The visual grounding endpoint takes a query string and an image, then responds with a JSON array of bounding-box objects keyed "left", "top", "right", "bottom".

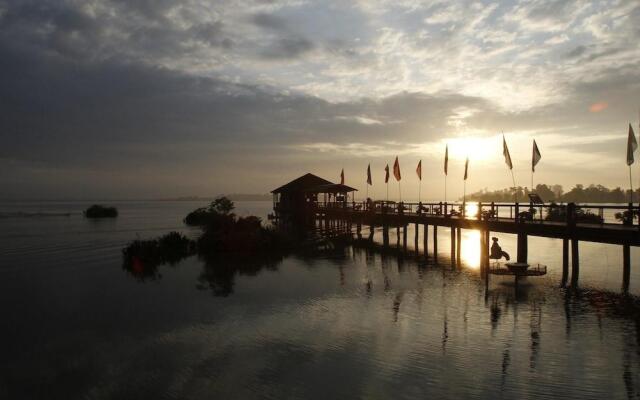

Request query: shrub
[
  {"left": 184, "top": 196, "right": 236, "bottom": 226},
  {"left": 84, "top": 204, "right": 118, "bottom": 218}
]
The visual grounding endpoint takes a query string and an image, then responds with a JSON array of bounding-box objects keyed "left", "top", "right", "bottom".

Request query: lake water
[{"left": 1, "top": 200, "right": 639, "bottom": 399}]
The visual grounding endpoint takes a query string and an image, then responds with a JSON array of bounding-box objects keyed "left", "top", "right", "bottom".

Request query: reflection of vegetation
[
  {"left": 84, "top": 204, "right": 118, "bottom": 218},
  {"left": 122, "top": 232, "right": 196, "bottom": 281},
  {"left": 544, "top": 203, "right": 603, "bottom": 224},
  {"left": 123, "top": 197, "right": 294, "bottom": 292},
  {"left": 196, "top": 252, "right": 282, "bottom": 297},
  {"left": 466, "top": 183, "right": 639, "bottom": 203}
]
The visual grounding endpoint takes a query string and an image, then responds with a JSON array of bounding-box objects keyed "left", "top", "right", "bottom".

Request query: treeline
[{"left": 465, "top": 184, "right": 640, "bottom": 203}]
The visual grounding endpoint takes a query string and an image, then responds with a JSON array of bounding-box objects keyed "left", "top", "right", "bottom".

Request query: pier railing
[{"left": 316, "top": 200, "right": 640, "bottom": 227}]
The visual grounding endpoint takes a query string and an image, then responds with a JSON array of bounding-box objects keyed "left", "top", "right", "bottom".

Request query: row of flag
[{"left": 341, "top": 140, "right": 544, "bottom": 185}]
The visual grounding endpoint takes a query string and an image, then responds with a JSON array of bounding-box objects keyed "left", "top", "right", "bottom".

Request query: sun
[{"left": 446, "top": 136, "right": 497, "bottom": 162}]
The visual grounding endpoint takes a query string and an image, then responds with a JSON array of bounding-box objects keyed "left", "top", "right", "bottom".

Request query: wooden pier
[
  {"left": 271, "top": 173, "right": 640, "bottom": 293},
  {"left": 312, "top": 200, "right": 640, "bottom": 292}
]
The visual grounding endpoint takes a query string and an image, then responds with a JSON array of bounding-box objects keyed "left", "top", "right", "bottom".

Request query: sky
[{"left": 0, "top": 0, "right": 639, "bottom": 200}]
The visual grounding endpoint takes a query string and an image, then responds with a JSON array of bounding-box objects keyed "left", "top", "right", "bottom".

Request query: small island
[{"left": 84, "top": 204, "right": 118, "bottom": 218}]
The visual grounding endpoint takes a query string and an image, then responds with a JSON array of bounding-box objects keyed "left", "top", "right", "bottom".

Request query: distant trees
[{"left": 465, "top": 184, "right": 639, "bottom": 203}]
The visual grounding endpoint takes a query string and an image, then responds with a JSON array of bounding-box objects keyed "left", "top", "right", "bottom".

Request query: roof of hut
[
  {"left": 271, "top": 173, "right": 333, "bottom": 194},
  {"left": 271, "top": 173, "right": 357, "bottom": 194}
]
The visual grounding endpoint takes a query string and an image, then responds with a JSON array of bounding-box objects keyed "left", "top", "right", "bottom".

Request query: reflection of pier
[{"left": 271, "top": 174, "right": 640, "bottom": 293}]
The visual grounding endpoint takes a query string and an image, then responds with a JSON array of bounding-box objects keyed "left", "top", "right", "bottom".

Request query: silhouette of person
[{"left": 490, "top": 237, "right": 510, "bottom": 261}]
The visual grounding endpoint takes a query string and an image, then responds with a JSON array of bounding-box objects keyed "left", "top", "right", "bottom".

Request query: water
[{"left": 0, "top": 201, "right": 639, "bottom": 399}]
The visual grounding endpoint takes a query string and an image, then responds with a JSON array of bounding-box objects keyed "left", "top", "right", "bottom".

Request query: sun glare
[{"left": 446, "top": 136, "right": 496, "bottom": 161}]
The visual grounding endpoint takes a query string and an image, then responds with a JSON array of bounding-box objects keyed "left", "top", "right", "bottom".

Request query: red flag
[
  {"left": 384, "top": 164, "right": 390, "bottom": 183},
  {"left": 366, "top": 164, "right": 372, "bottom": 185},
  {"left": 416, "top": 160, "right": 422, "bottom": 180},
  {"left": 340, "top": 169, "right": 344, "bottom": 185},
  {"left": 503, "top": 135, "right": 513, "bottom": 170},
  {"left": 393, "top": 156, "right": 401, "bottom": 181}
]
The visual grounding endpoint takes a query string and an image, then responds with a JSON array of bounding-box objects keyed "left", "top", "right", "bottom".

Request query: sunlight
[
  {"left": 464, "top": 202, "right": 479, "bottom": 218},
  {"left": 446, "top": 136, "right": 497, "bottom": 161},
  {"left": 460, "top": 230, "right": 481, "bottom": 269}
]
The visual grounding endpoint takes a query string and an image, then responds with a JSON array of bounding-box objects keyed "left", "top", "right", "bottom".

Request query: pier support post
[
  {"left": 480, "top": 230, "right": 485, "bottom": 271},
  {"left": 383, "top": 224, "right": 389, "bottom": 247},
  {"left": 561, "top": 238, "right": 569, "bottom": 287},
  {"left": 450, "top": 227, "right": 456, "bottom": 268},
  {"left": 423, "top": 224, "right": 428, "bottom": 259},
  {"left": 414, "top": 223, "right": 419, "bottom": 253},
  {"left": 433, "top": 226, "right": 438, "bottom": 263},
  {"left": 570, "top": 239, "right": 579, "bottom": 287},
  {"left": 403, "top": 224, "right": 408, "bottom": 252},
  {"left": 623, "top": 244, "right": 631, "bottom": 293},
  {"left": 517, "top": 233, "right": 528, "bottom": 263},
  {"left": 456, "top": 227, "right": 462, "bottom": 268}
]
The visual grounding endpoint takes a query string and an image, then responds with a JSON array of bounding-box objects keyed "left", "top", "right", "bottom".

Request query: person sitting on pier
[{"left": 490, "top": 237, "right": 510, "bottom": 261}]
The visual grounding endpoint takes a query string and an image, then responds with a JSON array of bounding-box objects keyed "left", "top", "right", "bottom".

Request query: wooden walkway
[{"left": 310, "top": 200, "right": 640, "bottom": 292}]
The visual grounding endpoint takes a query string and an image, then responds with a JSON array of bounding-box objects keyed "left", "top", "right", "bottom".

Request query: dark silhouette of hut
[{"left": 271, "top": 173, "right": 357, "bottom": 224}]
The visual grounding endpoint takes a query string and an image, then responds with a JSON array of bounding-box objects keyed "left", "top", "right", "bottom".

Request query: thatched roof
[
  {"left": 271, "top": 173, "right": 357, "bottom": 194},
  {"left": 271, "top": 173, "right": 333, "bottom": 194}
]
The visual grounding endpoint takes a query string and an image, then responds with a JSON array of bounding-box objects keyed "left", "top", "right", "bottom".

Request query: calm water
[{"left": 1, "top": 201, "right": 639, "bottom": 399}]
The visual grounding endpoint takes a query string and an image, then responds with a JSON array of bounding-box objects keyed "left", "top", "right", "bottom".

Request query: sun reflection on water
[{"left": 460, "top": 229, "right": 481, "bottom": 269}]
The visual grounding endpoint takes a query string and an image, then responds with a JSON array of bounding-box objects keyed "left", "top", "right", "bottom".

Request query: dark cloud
[{"left": 252, "top": 12, "right": 288, "bottom": 31}]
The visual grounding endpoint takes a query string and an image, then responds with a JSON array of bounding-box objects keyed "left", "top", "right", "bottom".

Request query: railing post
[
  {"left": 491, "top": 202, "right": 495, "bottom": 219},
  {"left": 444, "top": 202, "right": 448, "bottom": 216},
  {"left": 514, "top": 202, "right": 519, "bottom": 223},
  {"left": 478, "top": 202, "right": 483, "bottom": 221}
]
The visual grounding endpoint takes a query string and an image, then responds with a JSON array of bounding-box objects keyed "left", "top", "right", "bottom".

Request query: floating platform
[{"left": 489, "top": 261, "right": 547, "bottom": 277}]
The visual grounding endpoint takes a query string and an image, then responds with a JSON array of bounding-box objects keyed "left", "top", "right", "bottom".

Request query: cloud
[{"left": 0, "top": 0, "right": 639, "bottom": 198}]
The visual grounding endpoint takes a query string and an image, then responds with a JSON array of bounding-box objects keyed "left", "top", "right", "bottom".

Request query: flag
[
  {"left": 340, "top": 169, "right": 344, "bottom": 185},
  {"left": 393, "top": 156, "right": 401, "bottom": 181},
  {"left": 444, "top": 144, "right": 448, "bottom": 176},
  {"left": 464, "top": 157, "right": 469, "bottom": 180},
  {"left": 627, "top": 124, "right": 638, "bottom": 166},
  {"left": 384, "top": 164, "right": 390, "bottom": 183},
  {"left": 416, "top": 160, "right": 422, "bottom": 180},
  {"left": 503, "top": 135, "right": 513, "bottom": 170},
  {"left": 366, "top": 164, "right": 372, "bottom": 185},
  {"left": 532, "top": 140, "right": 541, "bottom": 172}
]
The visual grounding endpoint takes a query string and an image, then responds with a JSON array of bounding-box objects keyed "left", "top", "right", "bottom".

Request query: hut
[{"left": 271, "top": 173, "right": 357, "bottom": 224}]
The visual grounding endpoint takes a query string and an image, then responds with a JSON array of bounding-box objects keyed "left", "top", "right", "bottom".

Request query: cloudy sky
[{"left": 1, "top": 0, "right": 639, "bottom": 200}]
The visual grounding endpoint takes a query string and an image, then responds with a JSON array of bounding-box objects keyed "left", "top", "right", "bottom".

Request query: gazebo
[{"left": 271, "top": 173, "right": 357, "bottom": 224}]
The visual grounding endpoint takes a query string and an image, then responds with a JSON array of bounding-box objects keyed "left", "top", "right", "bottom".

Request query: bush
[
  {"left": 545, "top": 203, "right": 603, "bottom": 224},
  {"left": 84, "top": 204, "right": 118, "bottom": 218},
  {"left": 184, "top": 197, "right": 235, "bottom": 226},
  {"left": 122, "top": 231, "right": 196, "bottom": 280}
]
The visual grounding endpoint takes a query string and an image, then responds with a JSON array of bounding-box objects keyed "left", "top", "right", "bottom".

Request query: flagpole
[
  {"left": 386, "top": 182, "right": 389, "bottom": 201},
  {"left": 511, "top": 170, "right": 517, "bottom": 203},
  {"left": 418, "top": 179, "right": 421, "bottom": 203},
  {"left": 631, "top": 164, "right": 637, "bottom": 206},
  {"left": 399, "top": 181, "right": 402, "bottom": 202},
  {"left": 445, "top": 176, "right": 447, "bottom": 203}
]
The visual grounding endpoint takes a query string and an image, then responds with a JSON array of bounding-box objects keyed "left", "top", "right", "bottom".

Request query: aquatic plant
[
  {"left": 84, "top": 204, "right": 118, "bottom": 218},
  {"left": 122, "top": 232, "right": 196, "bottom": 280}
]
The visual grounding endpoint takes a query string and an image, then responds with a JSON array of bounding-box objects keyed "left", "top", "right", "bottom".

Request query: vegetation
[
  {"left": 84, "top": 204, "right": 118, "bottom": 218},
  {"left": 184, "top": 197, "right": 235, "bottom": 226},
  {"left": 465, "top": 184, "right": 639, "bottom": 203},
  {"left": 544, "top": 203, "right": 604, "bottom": 224},
  {"left": 123, "top": 197, "right": 293, "bottom": 284},
  {"left": 122, "top": 231, "right": 196, "bottom": 281}
]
